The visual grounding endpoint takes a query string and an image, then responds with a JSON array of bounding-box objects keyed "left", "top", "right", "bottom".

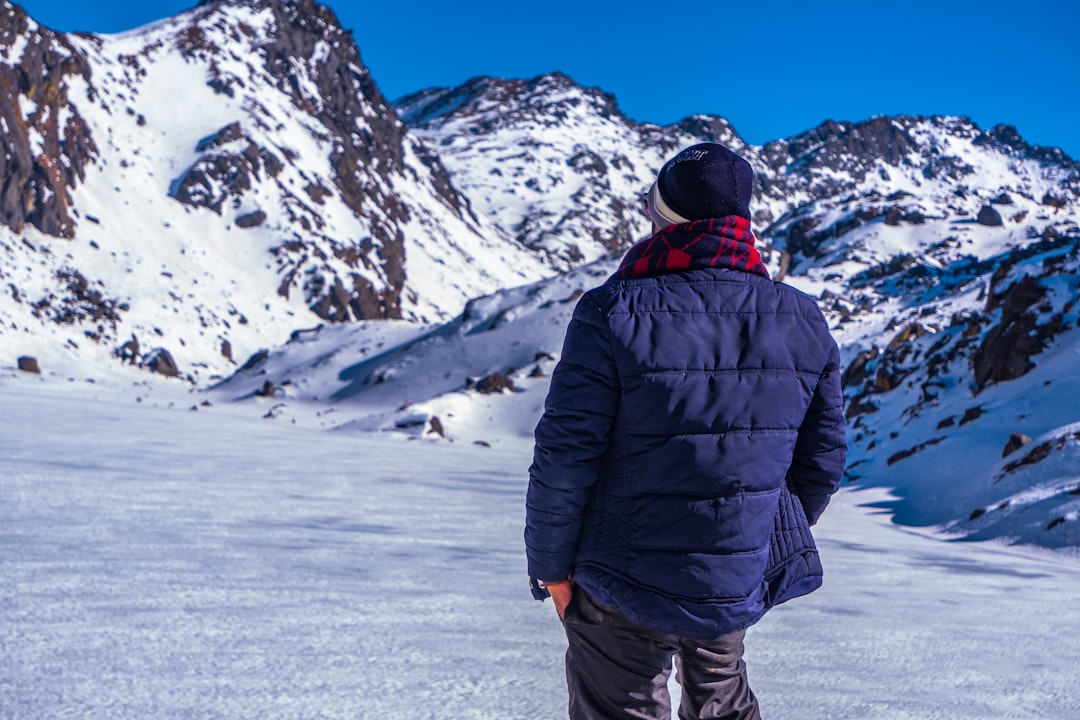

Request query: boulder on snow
[
  {"left": 17, "top": 356, "right": 41, "bottom": 374},
  {"left": 235, "top": 210, "right": 267, "bottom": 228},
  {"left": 472, "top": 371, "right": 518, "bottom": 394},
  {"left": 254, "top": 380, "right": 277, "bottom": 397},
  {"left": 976, "top": 205, "right": 1003, "bottom": 226},
  {"left": 1041, "top": 193, "right": 1067, "bottom": 209},
  {"left": 116, "top": 335, "right": 140, "bottom": 365},
  {"left": 143, "top": 348, "right": 179, "bottom": 378},
  {"left": 1003, "top": 432, "right": 1033, "bottom": 458}
]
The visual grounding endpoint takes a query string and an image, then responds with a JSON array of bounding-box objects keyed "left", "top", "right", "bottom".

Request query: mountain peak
[
  {"left": 0, "top": 1, "right": 96, "bottom": 238},
  {"left": 397, "top": 71, "right": 626, "bottom": 129}
]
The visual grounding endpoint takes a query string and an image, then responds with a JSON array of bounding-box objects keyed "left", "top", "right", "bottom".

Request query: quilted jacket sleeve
[
  {"left": 787, "top": 338, "right": 847, "bottom": 525},
  {"left": 525, "top": 292, "right": 620, "bottom": 583}
]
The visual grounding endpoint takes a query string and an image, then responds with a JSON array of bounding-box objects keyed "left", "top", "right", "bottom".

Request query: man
[{"left": 525, "top": 143, "right": 847, "bottom": 720}]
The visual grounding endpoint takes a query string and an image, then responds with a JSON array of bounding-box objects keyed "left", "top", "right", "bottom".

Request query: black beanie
[{"left": 647, "top": 143, "right": 753, "bottom": 227}]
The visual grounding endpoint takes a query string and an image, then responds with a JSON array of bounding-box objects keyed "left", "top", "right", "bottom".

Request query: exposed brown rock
[
  {"left": 959, "top": 406, "right": 984, "bottom": 426},
  {"left": 1041, "top": 193, "right": 1067, "bottom": 209},
  {"left": 144, "top": 348, "right": 179, "bottom": 377},
  {"left": 474, "top": 371, "right": 518, "bottom": 394},
  {"left": 842, "top": 347, "right": 879, "bottom": 387},
  {"left": 973, "top": 276, "right": 1048, "bottom": 389},
  {"left": 1001, "top": 432, "right": 1032, "bottom": 457},
  {"left": 116, "top": 335, "right": 140, "bottom": 365},
  {"left": 235, "top": 210, "right": 267, "bottom": 228},
  {"left": 886, "top": 437, "right": 944, "bottom": 466},
  {"left": 17, "top": 355, "right": 40, "bottom": 374},
  {"left": 0, "top": 5, "right": 98, "bottom": 238}
]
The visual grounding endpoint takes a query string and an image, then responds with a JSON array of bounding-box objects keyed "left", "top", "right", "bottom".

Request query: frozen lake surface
[{"left": 3, "top": 379, "right": 1080, "bottom": 719}]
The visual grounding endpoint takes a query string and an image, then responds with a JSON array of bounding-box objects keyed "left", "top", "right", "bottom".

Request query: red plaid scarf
[{"left": 611, "top": 216, "right": 769, "bottom": 281}]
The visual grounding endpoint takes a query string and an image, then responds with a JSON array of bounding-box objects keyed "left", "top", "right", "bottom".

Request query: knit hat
[{"left": 646, "top": 143, "right": 753, "bottom": 228}]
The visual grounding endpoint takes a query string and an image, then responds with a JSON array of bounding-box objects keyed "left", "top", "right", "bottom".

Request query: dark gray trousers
[{"left": 563, "top": 589, "right": 761, "bottom": 720}]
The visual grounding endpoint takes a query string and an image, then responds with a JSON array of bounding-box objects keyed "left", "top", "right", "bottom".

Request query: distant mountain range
[{"left": 2, "top": 0, "right": 1079, "bottom": 547}]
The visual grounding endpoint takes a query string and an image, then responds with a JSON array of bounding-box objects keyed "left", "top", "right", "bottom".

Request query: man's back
[{"left": 529, "top": 265, "right": 846, "bottom": 639}]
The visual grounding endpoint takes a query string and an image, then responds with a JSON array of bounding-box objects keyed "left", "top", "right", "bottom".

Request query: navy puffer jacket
[{"left": 526, "top": 262, "right": 846, "bottom": 640}]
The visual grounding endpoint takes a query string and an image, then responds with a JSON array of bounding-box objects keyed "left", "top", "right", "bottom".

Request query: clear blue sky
[{"left": 15, "top": 0, "right": 1080, "bottom": 160}]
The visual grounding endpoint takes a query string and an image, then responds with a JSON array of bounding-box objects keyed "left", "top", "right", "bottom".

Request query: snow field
[{"left": 3, "top": 376, "right": 1080, "bottom": 719}]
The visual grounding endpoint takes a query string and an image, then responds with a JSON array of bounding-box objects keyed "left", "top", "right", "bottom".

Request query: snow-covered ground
[{"left": 4, "top": 375, "right": 1080, "bottom": 719}]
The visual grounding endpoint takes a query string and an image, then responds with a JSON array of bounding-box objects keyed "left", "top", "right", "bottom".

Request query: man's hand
[{"left": 544, "top": 579, "right": 574, "bottom": 619}]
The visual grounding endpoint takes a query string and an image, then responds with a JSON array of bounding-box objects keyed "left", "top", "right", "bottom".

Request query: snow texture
[{"left": 3, "top": 375, "right": 1080, "bottom": 719}]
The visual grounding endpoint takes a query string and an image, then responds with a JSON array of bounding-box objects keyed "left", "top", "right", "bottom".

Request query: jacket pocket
[{"left": 762, "top": 482, "right": 822, "bottom": 608}]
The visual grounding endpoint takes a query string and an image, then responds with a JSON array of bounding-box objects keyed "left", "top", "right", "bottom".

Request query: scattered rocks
[
  {"left": 997, "top": 431, "right": 1080, "bottom": 481},
  {"left": 31, "top": 268, "right": 127, "bottom": 336},
  {"left": 884, "top": 207, "right": 928, "bottom": 226}
]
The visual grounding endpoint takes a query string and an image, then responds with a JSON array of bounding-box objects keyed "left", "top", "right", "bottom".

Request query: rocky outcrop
[
  {"left": 177, "top": 0, "right": 485, "bottom": 322},
  {"left": 972, "top": 273, "right": 1053, "bottom": 390},
  {"left": 0, "top": 3, "right": 98, "bottom": 238},
  {"left": 258, "top": 0, "right": 411, "bottom": 320},
  {"left": 172, "top": 122, "right": 283, "bottom": 214}
]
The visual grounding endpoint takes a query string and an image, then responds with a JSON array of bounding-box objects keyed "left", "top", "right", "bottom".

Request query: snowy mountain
[
  {"left": 0, "top": 0, "right": 550, "bottom": 384},
  {"left": 3, "top": 0, "right": 1080, "bottom": 548}
]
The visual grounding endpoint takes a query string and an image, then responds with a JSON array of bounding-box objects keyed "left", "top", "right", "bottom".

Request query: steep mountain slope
[
  {"left": 0, "top": 0, "right": 548, "bottom": 383},
  {"left": 398, "top": 74, "right": 747, "bottom": 270}
]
